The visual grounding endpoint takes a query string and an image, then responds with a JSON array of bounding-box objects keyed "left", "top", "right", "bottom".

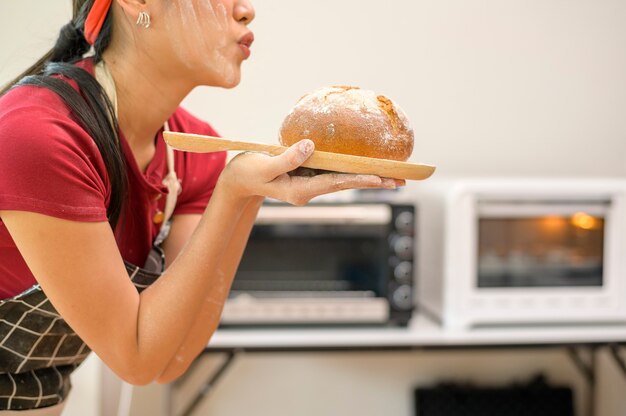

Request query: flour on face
[{"left": 166, "top": 1, "right": 236, "bottom": 84}]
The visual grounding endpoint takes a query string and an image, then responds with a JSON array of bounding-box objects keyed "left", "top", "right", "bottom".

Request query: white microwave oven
[{"left": 411, "top": 178, "right": 626, "bottom": 328}]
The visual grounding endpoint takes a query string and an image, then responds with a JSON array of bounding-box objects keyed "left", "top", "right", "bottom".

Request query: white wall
[
  {"left": 2, "top": 1, "right": 626, "bottom": 416},
  {"left": 181, "top": 0, "right": 626, "bottom": 177}
]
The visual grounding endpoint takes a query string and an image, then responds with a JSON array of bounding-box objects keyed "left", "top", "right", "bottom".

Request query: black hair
[{"left": 0, "top": 1, "right": 127, "bottom": 229}]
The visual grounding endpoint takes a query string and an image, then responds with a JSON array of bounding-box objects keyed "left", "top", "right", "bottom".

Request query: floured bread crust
[{"left": 279, "top": 86, "right": 414, "bottom": 161}]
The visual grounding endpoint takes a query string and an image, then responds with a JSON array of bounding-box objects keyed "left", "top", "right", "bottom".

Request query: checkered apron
[{"left": 0, "top": 262, "right": 162, "bottom": 410}]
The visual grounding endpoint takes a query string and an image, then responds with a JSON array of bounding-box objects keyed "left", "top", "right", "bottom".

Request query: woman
[{"left": 0, "top": 0, "right": 400, "bottom": 413}]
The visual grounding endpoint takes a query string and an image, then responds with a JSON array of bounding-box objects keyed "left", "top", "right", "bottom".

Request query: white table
[
  {"left": 209, "top": 314, "right": 626, "bottom": 350},
  {"left": 173, "top": 314, "right": 626, "bottom": 416}
]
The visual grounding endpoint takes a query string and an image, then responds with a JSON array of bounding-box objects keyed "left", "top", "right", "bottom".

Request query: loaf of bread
[{"left": 279, "top": 86, "right": 414, "bottom": 161}]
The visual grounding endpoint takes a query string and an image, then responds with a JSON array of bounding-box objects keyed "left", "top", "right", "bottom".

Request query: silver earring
[{"left": 136, "top": 11, "right": 151, "bottom": 29}]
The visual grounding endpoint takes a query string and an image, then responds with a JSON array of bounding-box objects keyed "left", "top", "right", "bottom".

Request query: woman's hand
[{"left": 219, "top": 139, "right": 404, "bottom": 205}]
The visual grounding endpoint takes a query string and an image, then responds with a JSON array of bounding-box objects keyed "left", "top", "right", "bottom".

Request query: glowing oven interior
[{"left": 477, "top": 210, "right": 605, "bottom": 288}]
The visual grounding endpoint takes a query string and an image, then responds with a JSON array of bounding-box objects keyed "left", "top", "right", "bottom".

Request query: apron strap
[
  {"left": 95, "top": 59, "right": 180, "bottom": 245},
  {"left": 154, "top": 121, "right": 180, "bottom": 246}
]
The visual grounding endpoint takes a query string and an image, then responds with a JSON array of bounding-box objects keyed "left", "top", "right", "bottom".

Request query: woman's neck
[{"left": 101, "top": 48, "right": 193, "bottom": 149}]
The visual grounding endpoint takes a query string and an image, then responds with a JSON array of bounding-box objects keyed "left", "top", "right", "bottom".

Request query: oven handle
[
  {"left": 477, "top": 201, "right": 610, "bottom": 218},
  {"left": 255, "top": 205, "right": 392, "bottom": 225}
]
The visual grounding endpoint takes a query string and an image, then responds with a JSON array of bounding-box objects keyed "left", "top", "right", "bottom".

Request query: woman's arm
[
  {"left": 155, "top": 196, "right": 263, "bottom": 383},
  {"left": 0, "top": 182, "right": 249, "bottom": 385},
  {"left": 0, "top": 140, "right": 395, "bottom": 385}
]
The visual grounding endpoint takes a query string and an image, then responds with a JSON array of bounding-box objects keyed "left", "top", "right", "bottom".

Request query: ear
[{"left": 114, "top": 0, "right": 148, "bottom": 18}]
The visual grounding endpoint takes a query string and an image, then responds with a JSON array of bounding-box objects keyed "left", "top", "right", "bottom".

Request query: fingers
[
  {"left": 285, "top": 174, "right": 397, "bottom": 205},
  {"left": 223, "top": 142, "right": 407, "bottom": 203},
  {"left": 320, "top": 174, "right": 398, "bottom": 191},
  {"left": 265, "top": 139, "right": 315, "bottom": 180}
]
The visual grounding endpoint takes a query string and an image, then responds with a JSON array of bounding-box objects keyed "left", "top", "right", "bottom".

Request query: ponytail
[
  {"left": 0, "top": 1, "right": 127, "bottom": 230},
  {"left": 50, "top": 22, "right": 91, "bottom": 63}
]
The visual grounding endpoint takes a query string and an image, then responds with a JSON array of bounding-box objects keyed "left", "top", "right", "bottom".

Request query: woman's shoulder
[
  {"left": 0, "top": 77, "right": 109, "bottom": 223},
  {"left": 0, "top": 57, "right": 97, "bottom": 120},
  {"left": 0, "top": 60, "right": 101, "bottom": 152},
  {"left": 0, "top": 84, "right": 96, "bottom": 156},
  {"left": 1, "top": 82, "right": 72, "bottom": 120},
  {"left": 0, "top": 58, "right": 91, "bottom": 120},
  {"left": 0, "top": 79, "right": 107, "bottom": 203}
]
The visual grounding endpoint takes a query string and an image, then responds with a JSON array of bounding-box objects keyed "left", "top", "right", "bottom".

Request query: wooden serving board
[{"left": 163, "top": 132, "right": 436, "bottom": 181}]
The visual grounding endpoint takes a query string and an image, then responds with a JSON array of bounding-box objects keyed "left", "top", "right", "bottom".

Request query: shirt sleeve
[
  {"left": 0, "top": 104, "right": 109, "bottom": 222},
  {"left": 172, "top": 123, "right": 227, "bottom": 216}
]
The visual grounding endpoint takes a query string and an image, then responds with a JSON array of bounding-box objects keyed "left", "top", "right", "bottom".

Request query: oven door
[
  {"left": 476, "top": 201, "right": 607, "bottom": 289},
  {"left": 222, "top": 204, "right": 393, "bottom": 325}
]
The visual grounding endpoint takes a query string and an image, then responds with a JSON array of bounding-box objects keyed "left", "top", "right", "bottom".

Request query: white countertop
[{"left": 207, "top": 314, "right": 626, "bottom": 350}]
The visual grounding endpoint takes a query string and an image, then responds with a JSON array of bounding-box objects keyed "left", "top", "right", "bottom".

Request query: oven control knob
[
  {"left": 394, "top": 261, "right": 413, "bottom": 282},
  {"left": 392, "top": 284, "right": 413, "bottom": 310},
  {"left": 393, "top": 236, "right": 414, "bottom": 260},
  {"left": 394, "top": 211, "right": 414, "bottom": 234}
]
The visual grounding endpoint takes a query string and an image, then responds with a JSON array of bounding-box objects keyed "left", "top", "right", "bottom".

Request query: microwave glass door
[
  {"left": 476, "top": 201, "right": 607, "bottom": 288},
  {"left": 232, "top": 205, "right": 390, "bottom": 297}
]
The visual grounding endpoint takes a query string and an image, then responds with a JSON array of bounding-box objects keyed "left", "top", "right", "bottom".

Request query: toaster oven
[
  {"left": 414, "top": 178, "right": 626, "bottom": 328},
  {"left": 221, "top": 201, "right": 416, "bottom": 326}
]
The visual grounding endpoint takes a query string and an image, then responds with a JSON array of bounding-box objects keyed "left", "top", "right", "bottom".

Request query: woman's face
[{"left": 147, "top": 0, "right": 255, "bottom": 88}]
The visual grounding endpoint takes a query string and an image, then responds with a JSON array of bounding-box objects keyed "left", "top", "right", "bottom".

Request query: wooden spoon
[{"left": 163, "top": 132, "right": 436, "bottom": 181}]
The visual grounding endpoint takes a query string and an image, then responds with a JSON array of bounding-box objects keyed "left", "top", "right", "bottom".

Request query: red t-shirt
[{"left": 0, "top": 58, "right": 226, "bottom": 299}]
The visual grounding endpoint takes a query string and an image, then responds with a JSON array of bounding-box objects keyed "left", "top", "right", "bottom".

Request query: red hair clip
[{"left": 84, "top": 0, "right": 113, "bottom": 45}]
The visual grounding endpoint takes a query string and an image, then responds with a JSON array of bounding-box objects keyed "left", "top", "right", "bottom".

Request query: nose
[{"left": 234, "top": 0, "right": 255, "bottom": 25}]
